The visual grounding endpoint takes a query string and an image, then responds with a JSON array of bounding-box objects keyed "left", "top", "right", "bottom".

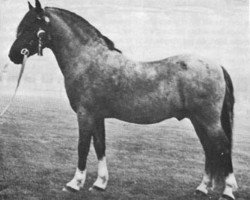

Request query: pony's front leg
[
  {"left": 89, "top": 118, "right": 109, "bottom": 191},
  {"left": 63, "top": 108, "right": 93, "bottom": 192}
]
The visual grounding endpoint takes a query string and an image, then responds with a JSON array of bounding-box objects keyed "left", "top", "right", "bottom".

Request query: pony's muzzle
[
  {"left": 9, "top": 49, "right": 24, "bottom": 64},
  {"left": 9, "top": 40, "right": 30, "bottom": 64}
]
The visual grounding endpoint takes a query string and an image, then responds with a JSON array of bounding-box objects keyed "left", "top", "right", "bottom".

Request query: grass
[{"left": 0, "top": 94, "right": 249, "bottom": 200}]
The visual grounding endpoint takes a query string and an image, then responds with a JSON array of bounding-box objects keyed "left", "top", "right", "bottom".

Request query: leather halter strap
[{"left": 37, "top": 28, "right": 46, "bottom": 56}]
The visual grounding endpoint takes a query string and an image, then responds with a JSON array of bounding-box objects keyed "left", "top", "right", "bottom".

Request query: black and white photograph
[{"left": 0, "top": 0, "right": 249, "bottom": 199}]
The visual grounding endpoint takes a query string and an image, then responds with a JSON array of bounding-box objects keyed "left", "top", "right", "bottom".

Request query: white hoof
[
  {"left": 221, "top": 173, "right": 238, "bottom": 200},
  {"left": 219, "top": 194, "right": 235, "bottom": 200},
  {"left": 66, "top": 179, "right": 84, "bottom": 191},
  {"left": 196, "top": 184, "right": 208, "bottom": 195},
  {"left": 89, "top": 185, "right": 105, "bottom": 192},
  {"left": 62, "top": 186, "right": 78, "bottom": 193},
  {"left": 226, "top": 174, "right": 238, "bottom": 192},
  {"left": 91, "top": 175, "right": 108, "bottom": 191}
]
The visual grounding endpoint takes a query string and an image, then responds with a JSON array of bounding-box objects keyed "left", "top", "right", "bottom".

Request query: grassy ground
[{"left": 0, "top": 94, "right": 249, "bottom": 200}]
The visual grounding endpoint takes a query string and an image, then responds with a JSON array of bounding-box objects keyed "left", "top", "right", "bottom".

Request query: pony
[{"left": 8, "top": 1, "right": 238, "bottom": 199}]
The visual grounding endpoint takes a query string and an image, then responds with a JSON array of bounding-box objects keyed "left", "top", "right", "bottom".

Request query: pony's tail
[{"left": 221, "top": 66, "right": 235, "bottom": 150}]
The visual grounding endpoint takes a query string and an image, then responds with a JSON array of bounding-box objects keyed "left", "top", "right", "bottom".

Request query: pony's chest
[{"left": 64, "top": 77, "right": 95, "bottom": 110}]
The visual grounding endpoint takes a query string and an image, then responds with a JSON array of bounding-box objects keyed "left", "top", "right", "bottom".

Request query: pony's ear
[
  {"left": 28, "top": 1, "right": 34, "bottom": 10},
  {"left": 35, "top": 0, "right": 42, "bottom": 12}
]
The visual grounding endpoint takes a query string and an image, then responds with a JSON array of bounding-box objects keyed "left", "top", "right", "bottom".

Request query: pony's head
[{"left": 9, "top": 0, "right": 49, "bottom": 64}]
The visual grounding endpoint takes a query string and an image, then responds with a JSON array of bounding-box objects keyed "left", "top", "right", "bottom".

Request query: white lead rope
[{"left": 0, "top": 50, "right": 29, "bottom": 116}]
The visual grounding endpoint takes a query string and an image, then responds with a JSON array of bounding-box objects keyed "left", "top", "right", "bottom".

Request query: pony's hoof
[
  {"left": 89, "top": 185, "right": 105, "bottom": 192},
  {"left": 218, "top": 194, "right": 235, "bottom": 200},
  {"left": 62, "top": 186, "right": 78, "bottom": 193},
  {"left": 195, "top": 189, "right": 207, "bottom": 196}
]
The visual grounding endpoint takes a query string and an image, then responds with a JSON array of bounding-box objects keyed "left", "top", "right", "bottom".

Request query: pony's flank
[{"left": 45, "top": 7, "right": 122, "bottom": 53}]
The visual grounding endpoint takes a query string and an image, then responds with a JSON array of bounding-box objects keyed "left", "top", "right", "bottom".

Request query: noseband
[{"left": 21, "top": 48, "right": 30, "bottom": 56}]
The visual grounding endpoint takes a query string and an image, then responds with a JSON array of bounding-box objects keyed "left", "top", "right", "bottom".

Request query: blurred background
[{"left": 0, "top": 0, "right": 249, "bottom": 105}]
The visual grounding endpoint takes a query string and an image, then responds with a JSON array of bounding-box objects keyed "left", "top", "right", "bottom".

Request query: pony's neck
[{"left": 44, "top": 7, "right": 109, "bottom": 75}]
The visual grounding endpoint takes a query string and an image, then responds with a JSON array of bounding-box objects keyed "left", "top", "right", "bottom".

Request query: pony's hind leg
[
  {"left": 89, "top": 118, "right": 109, "bottom": 191},
  {"left": 206, "top": 125, "right": 237, "bottom": 200},
  {"left": 192, "top": 116, "right": 237, "bottom": 200},
  {"left": 191, "top": 118, "right": 213, "bottom": 195}
]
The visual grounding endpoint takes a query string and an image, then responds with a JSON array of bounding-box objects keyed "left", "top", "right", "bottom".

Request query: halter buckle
[
  {"left": 37, "top": 29, "right": 45, "bottom": 38},
  {"left": 21, "top": 48, "right": 30, "bottom": 56}
]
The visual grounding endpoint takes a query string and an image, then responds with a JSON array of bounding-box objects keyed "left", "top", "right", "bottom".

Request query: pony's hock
[{"left": 8, "top": 1, "right": 238, "bottom": 199}]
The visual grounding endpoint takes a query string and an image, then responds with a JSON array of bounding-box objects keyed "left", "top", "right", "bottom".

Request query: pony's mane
[{"left": 46, "top": 7, "right": 122, "bottom": 53}]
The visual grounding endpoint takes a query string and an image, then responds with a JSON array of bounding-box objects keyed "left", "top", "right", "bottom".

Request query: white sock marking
[
  {"left": 64, "top": 168, "right": 86, "bottom": 191},
  {"left": 91, "top": 157, "right": 109, "bottom": 190},
  {"left": 223, "top": 173, "right": 238, "bottom": 199},
  {"left": 196, "top": 172, "right": 211, "bottom": 194}
]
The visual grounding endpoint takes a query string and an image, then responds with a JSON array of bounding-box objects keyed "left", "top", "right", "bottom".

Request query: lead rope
[
  {"left": 0, "top": 49, "right": 29, "bottom": 116},
  {"left": 0, "top": 49, "right": 30, "bottom": 197}
]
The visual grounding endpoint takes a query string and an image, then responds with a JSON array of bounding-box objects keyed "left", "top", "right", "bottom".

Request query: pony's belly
[
  {"left": 113, "top": 115, "right": 172, "bottom": 125},
  {"left": 107, "top": 90, "right": 185, "bottom": 124},
  {"left": 108, "top": 103, "right": 178, "bottom": 124},
  {"left": 111, "top": 113, "right": 173, "bottom": 124}
]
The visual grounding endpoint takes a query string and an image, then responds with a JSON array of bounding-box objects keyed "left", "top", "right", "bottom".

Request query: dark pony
[{"left": 8, "top": 1, "right": 238, "bottom": 200}]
